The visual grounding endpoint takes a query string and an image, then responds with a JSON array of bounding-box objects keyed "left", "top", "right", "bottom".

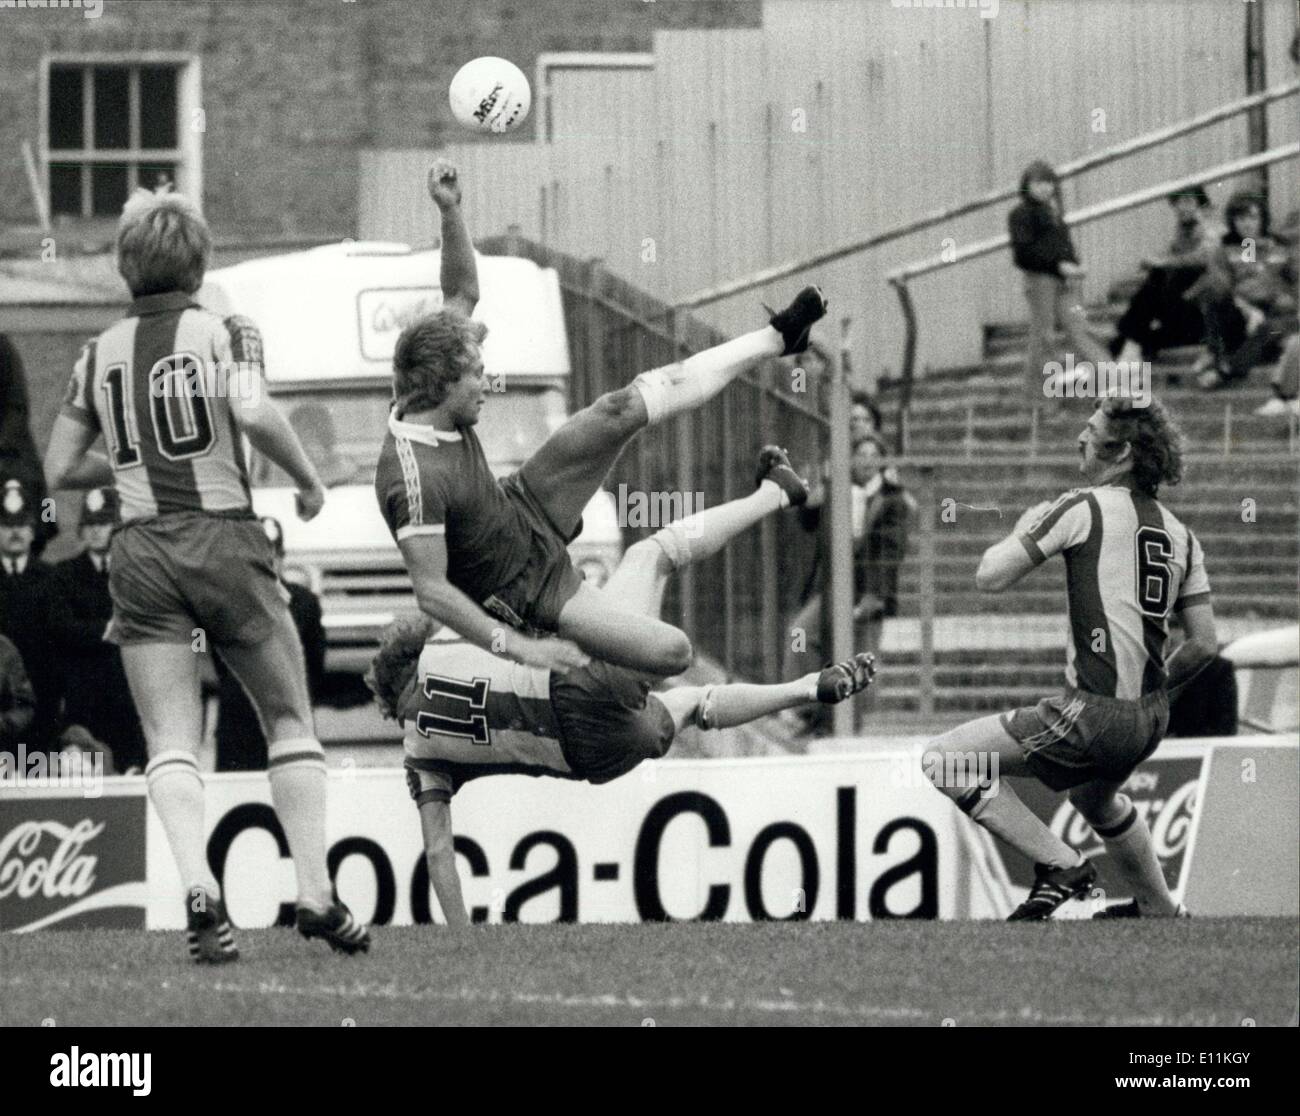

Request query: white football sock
[
  {"left": 632, "top": 327, "right": 781, "bottom": 425},
  {"left": 267, "top": 738, "right": 332, "bottom": 910},
  {"left": 146, "top": 750, "right": 220, "bottom": 898},
  {"left": 1095, "top": 798, "right": 1178, "bottom": 916},
  {"left": 967, "top": 780, "right": 1084, "bottom": 870},
  {"left": 650, "top": 482, "right": 784, "bottom": 569}
]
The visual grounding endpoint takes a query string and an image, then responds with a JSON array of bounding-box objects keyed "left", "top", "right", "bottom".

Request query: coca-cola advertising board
[
  {"left": 0, "top": 784, "right": 148, "bottom": 933},
  {"left": 988, "top": 745, "right": 1205, "bottom": 898}
]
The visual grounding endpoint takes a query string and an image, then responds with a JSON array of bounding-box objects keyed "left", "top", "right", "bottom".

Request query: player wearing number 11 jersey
[
  {"left": 922, "top": 397, "right": 1218, "bottom": 921},
  {"left": 43, "top": 188, "right": 369, "bottom": 962}
]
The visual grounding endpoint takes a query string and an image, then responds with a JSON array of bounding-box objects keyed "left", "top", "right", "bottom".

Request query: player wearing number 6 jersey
[
  {"left": 43, "top": 188, "right": 369, "bottom": 962},
  {"left": 922, "top": 397, "right": 1217, "bottom": 921}
]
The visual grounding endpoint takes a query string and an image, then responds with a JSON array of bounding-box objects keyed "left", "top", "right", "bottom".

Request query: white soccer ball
[{"left": 449, "top": 57, "right": 531, "bottom": 134}]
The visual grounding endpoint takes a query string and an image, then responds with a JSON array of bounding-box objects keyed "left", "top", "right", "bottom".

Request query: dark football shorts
[
  {"left": 1001, "top": 687, "right": 1170, "bottom": 791},
  {"left": 485, "top": 472, "right": 583, "bottom": 633},
  {"left": 551, "top": 660, "right": 676, "bottom": 784},
  {"left": 108, "top": 511, "right": 290, "bottom": 647}
]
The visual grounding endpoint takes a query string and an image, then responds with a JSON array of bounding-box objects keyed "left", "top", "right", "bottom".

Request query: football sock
[
  {"left": 695, "top": 677, "right": 818, "bottom": 729},
  {"left": 145, "top": 750, "right": 220, "bottom": 897},
  {"left": 1095, "top": 798, "right": 1178, "bottom": 916},
  {"left": 632, "top": 327, "right": 781, "bottom": 425},
  {"left": 965, "top": 780, "right": 1083, "bottom": 870},
  {"left": 267, "top": 738, "right": 332, "bottom": 910},
  {"left": 650, "top": 483, "right": 784, "bottom": 569}
]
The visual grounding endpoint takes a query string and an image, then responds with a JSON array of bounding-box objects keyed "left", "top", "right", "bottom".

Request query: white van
[{"left": 199, "top": 242, "right": 622, "bottom": 673}]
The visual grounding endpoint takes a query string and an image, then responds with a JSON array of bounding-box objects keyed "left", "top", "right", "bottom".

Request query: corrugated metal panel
[{"left": 358, "top": 0, "right": 1298, "bottom": 381}]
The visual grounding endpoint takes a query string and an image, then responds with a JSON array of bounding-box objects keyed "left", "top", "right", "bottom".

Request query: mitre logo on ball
[{"left": 449, "top": 56, "right": 531, "bottom": 133}]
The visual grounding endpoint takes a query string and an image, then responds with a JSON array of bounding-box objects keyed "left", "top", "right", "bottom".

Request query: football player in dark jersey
[
  {"left": 369, "top": 448, "right": 875, "bottom": 926},
  {"left": 376, "top": 161, "right": 828, "bottom": 683},
  {"left": 44, "top": 188, "right": 369, "bottom": 962}
]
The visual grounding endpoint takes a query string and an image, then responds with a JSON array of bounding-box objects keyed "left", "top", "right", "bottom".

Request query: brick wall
[{"left": 0, "top": 0, "right": 760, "bottom": 241}]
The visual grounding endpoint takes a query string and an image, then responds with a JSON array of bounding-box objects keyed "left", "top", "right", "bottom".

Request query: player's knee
[{"left": 1069, "top": 785, "right": 1129, "bottom": 829}]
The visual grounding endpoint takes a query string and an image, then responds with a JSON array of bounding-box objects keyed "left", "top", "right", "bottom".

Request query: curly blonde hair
[
  {"left": 365, "top": 615, "right": 437, "bottom": 721},
  {"left": 1095, "top": 397, "right": 1185, "bottom": 497}
]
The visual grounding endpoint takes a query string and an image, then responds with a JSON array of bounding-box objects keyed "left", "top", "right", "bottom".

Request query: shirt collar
[
  {"left": 129, "top": 290, "right": 198, "bottom": 317},
  {"left": 388, "top": 409, "right": 462, "bottom": 447}
]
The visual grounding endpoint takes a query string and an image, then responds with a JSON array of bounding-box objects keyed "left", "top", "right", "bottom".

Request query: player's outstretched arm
[
  {"left": 428, "top": 160, "right": 479, "bottom": 317},
  {"left": 418, "top": 798, "right": 470, "bottom": 928},
  {"left": 44, "top": 413, "right": 113, "bottom": 491},
  {"left": 399, "top": 534, "right": 590, "bottom": 673}
]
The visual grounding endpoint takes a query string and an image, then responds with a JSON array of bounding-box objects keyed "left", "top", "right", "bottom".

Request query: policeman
[{"left": 49, "top": 486, "right": 148, "bottom": 773}]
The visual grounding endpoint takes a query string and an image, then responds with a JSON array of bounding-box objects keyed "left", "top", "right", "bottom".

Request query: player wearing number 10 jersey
[
  {"left": 43, "top": 188, "right": 369, "bottom": 962},
  {"left": 923, "top": 397, "right": 1218, "bottom": 921}
]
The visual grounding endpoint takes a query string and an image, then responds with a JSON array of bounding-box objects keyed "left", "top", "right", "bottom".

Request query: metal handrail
[
  {"left": 673, "top": 79, "right": 1300, "bottom": 312},
  {"left": 886, "top": 141, "right": 1300, "bottom": 451}
]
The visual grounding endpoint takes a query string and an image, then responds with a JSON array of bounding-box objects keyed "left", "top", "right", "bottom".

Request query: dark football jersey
[
  {"left": 374, "top": 411, "right": 534, "bottom": 605},
  {"left": 60, "top": 291, "right": 257, "bottom": 522}
]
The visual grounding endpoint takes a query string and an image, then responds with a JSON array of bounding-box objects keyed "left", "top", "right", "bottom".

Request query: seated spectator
[
  {"left": 214, "top": 516, "right": 325, "bottom": 771},
  {"left": 0, "top": 480, "right": 61, "bottom": 753},
  {"left": 48, "top": 487, "right": 147, "bottom": 773},
  {"left": 1109, "top": 186, "right": 1217, "bottom": 364},
  {"left": 1008, "top": 160, "right": 1112, "bottom": 404},
  {"left": 786, "top": 435, "right": 913, "bottom": 732},
  {"left": 0, "top": 631, "right": 35, "bottom": 759},
  {"left": 1190, "top": 191, "right": 1298, "bottom": 390}
]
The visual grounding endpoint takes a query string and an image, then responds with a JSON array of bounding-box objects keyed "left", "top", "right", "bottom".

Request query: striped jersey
[
  {"left": 399, "top": 637, "right": 572, "bottom": 801},
  {"left": 60, "top": 291, "right": 258, "bottom": 522},
  {"left": 374, "top": 412, "right": 533, "bottom": 600},
  {"left": 1018, "top": 484, "right": 1211, "bottom": 700}
]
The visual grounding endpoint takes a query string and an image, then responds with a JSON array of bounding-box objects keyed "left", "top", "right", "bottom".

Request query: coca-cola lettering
[{"left": 0, "top": 819, "right": 103, "bottom": 901}]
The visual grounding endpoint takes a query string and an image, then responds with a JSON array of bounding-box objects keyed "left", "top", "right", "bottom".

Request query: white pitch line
[{"left": 0, "top": 973, "right": 1195, "bottom": 1026}]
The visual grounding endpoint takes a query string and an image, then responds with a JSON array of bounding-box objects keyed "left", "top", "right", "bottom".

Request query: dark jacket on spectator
[
  {"left": 0, "top": 559, "right": 62, "bottom": 751},
  {"left": 0, "top": 633, "right": 35, "bottom": 751},
  {"left": 0, "top": 336, "right": 56, "bottom": 554},
  {"left": 49, "top": 551, "right": 148, "bottom": 772},
  {"left": 798, "top": 471, "right": 913, "bottom": 618},
  {"left": 1008, "top": 197, "right": 1078, "bottom": 277}
]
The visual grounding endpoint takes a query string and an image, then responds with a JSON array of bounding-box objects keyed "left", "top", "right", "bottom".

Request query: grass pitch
[{"left": 1, "top": 918, "right": 1295, "bottom": 1027}]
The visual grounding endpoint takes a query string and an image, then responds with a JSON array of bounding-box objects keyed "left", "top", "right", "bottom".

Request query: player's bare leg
[
  {"left": 1070, "top": 777, "right": 1182, "bottom": 918},
  {"left": 220, "top": 612, "right": 370, "bottom": 953},
  {"left": 924, "top": 714, "right": 1096, "bottom": 920},
  {"left": 520, "top": 288, "right": 827, "bottom": 540},
  {"left": 124, "top": 642, "right": 237, "bottom": 964}
]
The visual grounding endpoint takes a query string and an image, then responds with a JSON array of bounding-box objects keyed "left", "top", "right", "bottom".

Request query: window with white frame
[{"left": 45, "top": 59, "right": 199, "bottom": 219}]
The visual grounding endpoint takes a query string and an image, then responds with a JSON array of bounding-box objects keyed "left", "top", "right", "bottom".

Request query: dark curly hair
[
  {"left": 392, "top": 310, "right": 488, "bottom": 415},
  {"left": 365, "top": 615, "right": 436, "bottom": 722},
  {"left": 1094, "top": 397, "right": 1185, "bottom": 497}
]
